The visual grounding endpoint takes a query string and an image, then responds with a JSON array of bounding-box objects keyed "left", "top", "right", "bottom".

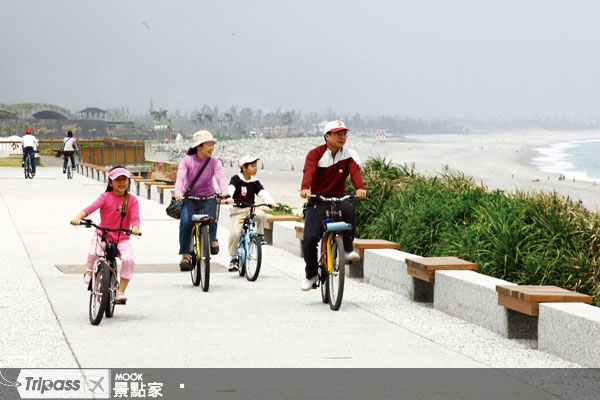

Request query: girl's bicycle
[
  {"left": 187, "top": 194, "right": 222, "bottom": 291},
  {"left": 77, "top": 218, "right": 139, "bottom": 325},
  {"left": 233, "top": 200, "right": 270, "bottom": 281},
  {"left": 309, "top": 193, "right": 357, "bottom": 311},
  {"left": 23, "top": 152, "right": 34, "bottom": 179}
]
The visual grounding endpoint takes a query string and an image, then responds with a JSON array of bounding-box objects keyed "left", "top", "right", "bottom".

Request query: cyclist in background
[
  {"left": 21, "top": 128, "right": 39, "bottom": 177},
  {"left": 62, "top": 130, "right": 77, "bottom": 173},
  {"left": 299, "top": 120, "right": 367, "bottom": 291}
]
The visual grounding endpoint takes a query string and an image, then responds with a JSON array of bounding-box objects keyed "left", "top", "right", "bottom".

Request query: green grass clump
[{"left": 353, "top": 157, "right": 600, "bottom": 305}]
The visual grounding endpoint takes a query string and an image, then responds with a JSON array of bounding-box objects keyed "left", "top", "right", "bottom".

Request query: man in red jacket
[{"left": 299, "top": 120, "right": 367, "bottom": 291}]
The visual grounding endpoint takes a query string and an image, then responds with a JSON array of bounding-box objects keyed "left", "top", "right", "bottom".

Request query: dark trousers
[{"left": 302, "top": 200, "right": 356, "bottom": 279}]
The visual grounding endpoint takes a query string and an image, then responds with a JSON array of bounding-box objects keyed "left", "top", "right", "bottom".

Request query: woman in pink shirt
[
  {"left": 175, "top": 130, "right": 231, "bottom": 271},
  {"left": 71, "top": 166, "right": 141, "bottom": 304}
]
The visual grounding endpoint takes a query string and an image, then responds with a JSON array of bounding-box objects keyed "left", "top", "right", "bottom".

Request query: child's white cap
[{"left": 239, "top": 155, "right": 259, "bottom": 166}]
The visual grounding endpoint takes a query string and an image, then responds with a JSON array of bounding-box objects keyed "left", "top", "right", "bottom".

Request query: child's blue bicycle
[{"left": 233, "top": 200, "right": 270, "bottom": 281}]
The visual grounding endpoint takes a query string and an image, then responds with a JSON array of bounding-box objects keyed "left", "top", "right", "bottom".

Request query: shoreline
[{"left": 147, "top": 129, "right": 600, "bottom": 213}]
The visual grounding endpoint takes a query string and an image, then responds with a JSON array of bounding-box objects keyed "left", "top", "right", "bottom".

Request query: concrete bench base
[
  {"left": 539, "top": 302, "right": 600, "bottom": 367},
  {"left": 264, "top": 215, "right": 301, "bottom": 244}
]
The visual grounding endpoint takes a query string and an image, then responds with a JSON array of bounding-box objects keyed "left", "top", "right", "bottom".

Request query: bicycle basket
[{"left": 105, "top": 242, "right": 118, "bottom": 259}]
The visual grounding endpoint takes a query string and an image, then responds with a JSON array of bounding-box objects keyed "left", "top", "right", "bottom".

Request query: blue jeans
[
  {"left": 63, "top": 151, "right": 75, "bottom": 169},
  {"left": 22, "top": 147, "right": 36, "bottom": 174},
  {"left": 302, "top": 200, "right": 357, "bottom": 279},
  {"left": 178, "top": 197, "right": 218, "bottom": 254}
]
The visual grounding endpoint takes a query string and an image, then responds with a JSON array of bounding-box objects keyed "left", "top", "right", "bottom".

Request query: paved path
[{"left": 2, "top": 159, "right": 599, "bottom": 398}]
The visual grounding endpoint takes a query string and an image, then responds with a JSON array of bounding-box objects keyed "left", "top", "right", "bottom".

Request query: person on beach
[
  {"left": 226, "top": 155, "right": 278, "bottom": 271},
  {"left": 175, "top": 130, "right": 232, "bottom": 271},
  {"left": 299, "top": 120, "right": 367, "bottom": 291},
  {"left": 71, "top": 166, "right": 141, "bottom": 304},
  {"left": 61, "top": 130, "right": 77, "bottom": 173},
  {"left": 21, "top": 128, "right": 38, "bottom": 176}
]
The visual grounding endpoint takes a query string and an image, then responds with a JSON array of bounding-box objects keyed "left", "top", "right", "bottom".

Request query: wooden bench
[
  {"left": 142, "top": 180, "right": 170, "bottom": 200},
  {"left": 348, "top": 239, "right": 401, "bottom": 278},
  {"left": 264, "top": 214, "right": 302, "bottom": 244},
  {"left": 406, "top": 256, "right": 477, "bottom": 283},
  {"left": 93, "top": 165, "right": 110, "bottom": 182},
  {"left": 496, "top": 284, "right": 593, "bottom": 317},
  {"left": 77, "top": 162, "right": 92, "bottom": 177},
  {"left": 157, "top": 185, "right": 176, "bottom": 204},
  {"left": 131, "top": 177, "right": 155, "bottom": 197}
]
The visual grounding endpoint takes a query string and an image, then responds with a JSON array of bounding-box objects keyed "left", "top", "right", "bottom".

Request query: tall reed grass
[{"left": 354, "top": 157, "right": 600, "bottom": 305}]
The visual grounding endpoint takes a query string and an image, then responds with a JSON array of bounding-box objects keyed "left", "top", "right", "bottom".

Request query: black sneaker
[
  {"left": 228, "top": 257, "right": 238, "bottom": 272},
  {"left": 258, "top": 234, "right": 267, "bottom": 245}
]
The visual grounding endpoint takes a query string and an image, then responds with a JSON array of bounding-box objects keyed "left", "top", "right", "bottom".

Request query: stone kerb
[
  {"left": 434, "top": 270, "right": 536, "bottom": 338},
  {"left": 271, "top": 221, "right": 303, "bottom": 257},
  {"left": 539, "top": 302, "right": 600, "bottom": 367},
  {"left": 363, "top": 250, "right": 417, "bottom": 299}
]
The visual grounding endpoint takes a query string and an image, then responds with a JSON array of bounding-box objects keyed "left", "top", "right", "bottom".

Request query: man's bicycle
[
  {"left": 23, "top": 151, "right": 34, "bottom": 179},
  {"left": 76, "top": 218, "right": 139, "bottom": 325},
  {"left": 187, "top": 194, "right": 222, "bottom": 291},
  {"left": 233, "top": 200, "right": 271, "bottom": 281},
  {"left": 309, "top": 193, "right": 357, "bottom": 311}
]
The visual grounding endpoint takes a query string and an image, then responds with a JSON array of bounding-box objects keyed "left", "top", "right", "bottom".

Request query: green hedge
[{"left": 353, "top": 157, "right": 600, "bottom": 305}]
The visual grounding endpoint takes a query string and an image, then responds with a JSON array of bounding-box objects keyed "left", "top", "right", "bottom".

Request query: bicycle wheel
[
  {"left": 245, "top": 235, "right": 262, "bottom": 281},
  {"left": 199, "top": 224, "right": 210, "bottom": 292},
  {"left": 327, "top": 235, "right": 345, "bottom": 311},
  {"left": 89, "top": 262, "right": 110, "bottom": 325},
  {"left": 190, "top": 225, "right": 201, "bottom": 286},
  {"left": 237, "top": 238, "right": 246, "bottom": 277},
  {"left": 320, "top": 263, "right": 330, "bottom": 304},
  {"left": 67, "top": 165, "right": 73, "bottom": 179},
  {"left": 105, "top": 268, "right": 118, "bottom": 318},
  {"left": 24, "top": 156, "right": 32, "bottom": 179}
]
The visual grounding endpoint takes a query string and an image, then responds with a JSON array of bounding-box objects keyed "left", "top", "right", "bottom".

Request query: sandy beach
[{"left": 148, "top": 129, "right": 600, "bottom": 214}]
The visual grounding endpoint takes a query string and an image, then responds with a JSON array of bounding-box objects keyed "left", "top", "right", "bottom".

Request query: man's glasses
[{"left": 328, "top": 131, "right": 348, "bottom": 137}]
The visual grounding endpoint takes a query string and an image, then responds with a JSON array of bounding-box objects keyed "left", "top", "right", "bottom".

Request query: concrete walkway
[{"left": 1, "top": 159, "right": 599, "bottom": 398}]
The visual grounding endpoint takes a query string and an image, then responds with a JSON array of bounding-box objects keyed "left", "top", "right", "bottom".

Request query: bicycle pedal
[{"left": 312, "top": 283, "right": 318, "bottom": 289}]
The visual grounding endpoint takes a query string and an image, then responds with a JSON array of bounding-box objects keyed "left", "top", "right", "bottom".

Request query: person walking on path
[
  {"left": 175, "top": 130, "right": 232, "bottom": 271},
  {"left": 299, "top": 120, "right": 367, "bottom": 290},
  {"left": 226, "top": 154, "right": 277, "bottom": 271},
  {"left": 21, "top": 128, "right": 39, "bottom": 176},
  {"left": 70, "top": 166, "right": 141, "bottom": 304},
  {"left": 62, "top": 130, "right": 77, "bottom": 173}
]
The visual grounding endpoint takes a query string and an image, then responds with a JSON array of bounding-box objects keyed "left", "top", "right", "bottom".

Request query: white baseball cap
[
  {"left": 323, "top": 120, "right": 350, "bottom": 135},
  {"left": 239, "top": 155, "right": 260, "bottom": 165}
]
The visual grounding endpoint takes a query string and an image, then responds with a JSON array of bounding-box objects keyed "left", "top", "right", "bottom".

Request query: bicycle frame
[
  {"left": 234, "top": 201, "right": 268, "bottom": 281},
  {"left": 309, "top": 194, "right": 356, "bottom": 311},
  {"left": 187, "top": 194, "right": 222, "bottom": 290},
  {"left": 78, "top": 218, "right": 135, "bottom": 325}
]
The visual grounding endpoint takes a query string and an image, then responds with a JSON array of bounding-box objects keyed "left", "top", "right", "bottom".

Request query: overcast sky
[{"left": 2, "top": 0, "right": 600, "bottom": 119}]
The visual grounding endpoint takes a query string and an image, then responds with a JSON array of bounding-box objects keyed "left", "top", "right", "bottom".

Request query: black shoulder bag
[{"left": 166, "top": 158, "right": 210, "bottom": 219}]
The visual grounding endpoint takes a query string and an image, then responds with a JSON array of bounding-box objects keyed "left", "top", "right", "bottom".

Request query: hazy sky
[{"left": 2, "top": 0, "right": 600, "bottom": 119}]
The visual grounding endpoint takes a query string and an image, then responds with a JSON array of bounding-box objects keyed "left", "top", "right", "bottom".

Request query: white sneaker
[
  {"left": 301, "top": 275, "right": 319, "bottom": 291},
  {"left": 344, "top": 250, "right": 360, "bottom": 262}
]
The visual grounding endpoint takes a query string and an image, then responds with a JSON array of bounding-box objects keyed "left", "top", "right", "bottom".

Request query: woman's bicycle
[
  {"left": 77, "top": 218, "right": 139, "bottom": 325},
  {"left": 233, "top": 200, "right": 271, "bottom": 281},
  {"left": 64, "top": 156, "right": 73, "bottom": 179},
  {"left": 187, "top": 194, "right": 222, "bottom": 291},
  {"left": 309, "top": 193, "right": 357, "bottom": 311},
  {"left": 23, "top": 152, "right": 34, "bottom": 179}
]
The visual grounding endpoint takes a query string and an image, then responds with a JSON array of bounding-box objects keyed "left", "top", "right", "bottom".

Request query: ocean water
[{"left": 532, "top": 139, "right": 600, "bottom": 183}]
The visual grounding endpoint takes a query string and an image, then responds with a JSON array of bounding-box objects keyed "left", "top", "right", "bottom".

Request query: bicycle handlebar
[
  {"left": 76, "top": 218, "right": 142, "bottom": 236},
  {"left": 233, "top": 200, "right": 272, "bottom": 208},
  {"left": 308, "top": 193, "right": 358, "bottom": 203}
]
